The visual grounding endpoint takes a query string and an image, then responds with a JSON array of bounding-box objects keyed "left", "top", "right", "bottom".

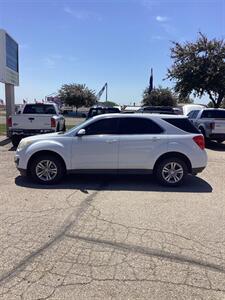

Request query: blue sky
[{"left": 0, "top": 0, "right": 224, "bottom": 105}]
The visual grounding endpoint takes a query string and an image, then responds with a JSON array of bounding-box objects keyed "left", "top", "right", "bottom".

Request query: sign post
[{"left": 0, "top": 29, "right": 19, "bottom": 136}]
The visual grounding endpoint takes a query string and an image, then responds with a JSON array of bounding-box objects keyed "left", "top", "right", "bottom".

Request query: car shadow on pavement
[
  {"left": 206, "top": 141, "right": 225, "bottom": 152},
  {"left": 15, "top": 174, "right": 212, "bottom": 193}
]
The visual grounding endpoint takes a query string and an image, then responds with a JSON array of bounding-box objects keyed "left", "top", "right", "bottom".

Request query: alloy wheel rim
[
  {"left": 35, "top": 160, "right": 58, "bottom": 181},
  {"left": 162, "top": 162, "right": 184, "bottom": 183}
]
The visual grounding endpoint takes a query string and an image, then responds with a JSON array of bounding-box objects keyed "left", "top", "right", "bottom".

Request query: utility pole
[{"left": 105, "top": 83, "right": 108, "bottom": 102}]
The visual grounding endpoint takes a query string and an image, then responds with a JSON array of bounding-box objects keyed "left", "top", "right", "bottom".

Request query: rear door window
[
  {"left": 163, "top": 118, "right": 200, "bottom": 133},
  {"left": 119, "top": 117, "right": 163, "bottom": 134}
]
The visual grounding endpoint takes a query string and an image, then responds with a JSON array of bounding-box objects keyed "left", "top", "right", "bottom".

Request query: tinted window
[
  {"left": 106, "top": 108, "right": 120, "bottom": 113},
  {"left": 187, "top": 111, "right": 194, "bottom": 118},
  {"left": 84, "top": 118, "right": 119, "bottom": 135},
  {"left": 119, "top": 118, "right": 163, "bottom": 134},
  {"left": 23, "top": 104, "right": 56, "bottom": 114},
  {"left": 142, "top": 107, "right": 175, "bottom": 114},
  {"left": 201, "top": 110, "right": 225, "bottom": 119},
  {"left": 163, "top": 118, "right": 200, "bottom": 133},
  {"left": 192, "top": 110, "right": 200, "bottom": 118}
]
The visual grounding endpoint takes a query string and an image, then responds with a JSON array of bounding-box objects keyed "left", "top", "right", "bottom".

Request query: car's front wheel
[
  {"left": 29, "top": 154, "right": 65, "bottom": 184},
  {"left": 155, "top": 157, "right": 188, "bottom": 186}
]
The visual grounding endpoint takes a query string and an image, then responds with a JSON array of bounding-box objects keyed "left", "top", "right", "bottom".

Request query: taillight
[
  {"left": 193, "top": 135, "right": 205, "bottom": 150},
  {"left": 7, "top": 116, "right": 12, "bottom": 127},
  {"left": 210, "top": 122, "right": 215, "bottom": 130},
  {"left": 51, "top": 118, "right": 56, "bottom": 128}
]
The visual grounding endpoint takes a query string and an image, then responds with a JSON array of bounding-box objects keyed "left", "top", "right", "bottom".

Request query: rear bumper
[{"left": 9, "top": 129, "right": 55, "bottom": 137}]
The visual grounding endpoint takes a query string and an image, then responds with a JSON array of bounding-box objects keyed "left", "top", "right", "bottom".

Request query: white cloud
[
  {"left": 140, "top": 0, "right": 158, "bottom": 10},
  {"left": 156, "top": 15, "right": 169, "bottom": 22},
  {"left": 42, "top": 55, "right": 62, "bottom": 69},
  {"left": 64, "top": 6, "right": 101, "bottom": 21},
  {"left": 43, "top": 58, "right": 55, "bottom": 69},
  {"left": 20, "top": 43, "right": 29, "bottom": 50},
  {"left": 152, "top": 35, "right": 166, "bottom": 41},
  {"left": 161, "top": 23, "right": 177, "bottom": 36}
]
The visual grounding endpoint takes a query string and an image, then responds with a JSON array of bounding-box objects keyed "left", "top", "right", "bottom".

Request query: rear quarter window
[{"left": 163, "top": 118, "right": 200, "bottom": 133}]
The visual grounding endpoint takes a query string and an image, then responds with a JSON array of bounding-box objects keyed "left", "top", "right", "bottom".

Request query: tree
[
  {"left": 103, "top": 101, "right": 118, "bottom": 107},
  {"left": 142, "top": 86, "right": 177, "bottom": 106},
  {"left": 176, "top": 95, "right": 193, "bottom": 104},
  {"left": 58, "top": 84, "right": 97, "bottom": 111},
  {"left": 167, "top": 33, "right": 225, "bottom": 108}
]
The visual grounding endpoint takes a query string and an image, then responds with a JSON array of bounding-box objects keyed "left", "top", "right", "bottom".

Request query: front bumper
[{"left": 14, "top": 155, "right": 27, "bottom": 176}]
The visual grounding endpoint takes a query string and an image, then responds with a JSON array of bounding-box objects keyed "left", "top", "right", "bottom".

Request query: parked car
[
  {"left": 137, "top": 106, "right": 176, "bottom": 114},
  {"left": 8, "top": 103, "right": 65, "bottom": 147},
  {"left": 187, "top": 108, "right": 225, "bottom": 143},
  {"left": 15, "top": 114, "right": 207, "bottom": 186},
  {"left": 182, "top": 104, "right": 205, "bottom": 116},
  {"left": 86, "top": 106, "right": 120, "bottom": 119}
]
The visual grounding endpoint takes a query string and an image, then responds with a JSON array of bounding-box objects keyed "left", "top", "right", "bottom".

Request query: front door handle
[
  {"left": 106, "top": 140, "right": 117, "bottom": 143},
  {"left": 152, "top": 137, "right": 160, "bottom": 142}
]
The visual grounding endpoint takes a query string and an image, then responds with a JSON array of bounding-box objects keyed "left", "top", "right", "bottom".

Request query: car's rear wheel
[
  {"left": 29, "top": 154, "right": 65, "bottom": 184},
  {"left": 155, "top": 157, "right": 188, "bottom": 186}
]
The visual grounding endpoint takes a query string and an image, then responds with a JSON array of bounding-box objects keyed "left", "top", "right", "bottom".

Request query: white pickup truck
[
  {"left": 8, "top": 103, "right": 66, "bottom": 147},
  {"left": 188, "top": 108, "right": 225, "bottom": 143}
]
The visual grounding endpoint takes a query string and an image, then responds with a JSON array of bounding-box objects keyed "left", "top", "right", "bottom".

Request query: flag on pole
[
  {"left": 96, "top": 83, "right": 107, "bottom": 100},
  {"left": 148, "top": 68, "right": 153, "bottom": 94}
]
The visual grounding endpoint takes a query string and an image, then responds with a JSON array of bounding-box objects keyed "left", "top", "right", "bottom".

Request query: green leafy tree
[
  {"left": 176, "top": 95, "right": 194, "bottom": 104},
  {"left": 103, "top": 101, "right": 118, "bottom": 107},
  {"left": 142, "top": 86, "right": 177, "bottom": 106},
  {"left": 58, "top": 84, "right": 97, "bottom": 111},
  {"left": 167, "top": 33, "right": 225, "bottom": 108}
]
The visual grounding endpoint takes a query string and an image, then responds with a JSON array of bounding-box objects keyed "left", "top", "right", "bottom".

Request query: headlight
[{"left": 17, "top": 140, "right": 33, "bottom": 151}]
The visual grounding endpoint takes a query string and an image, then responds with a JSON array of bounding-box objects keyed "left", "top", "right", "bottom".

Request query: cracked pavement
[{"left": 0, "top": 139, "right": 225, "bottom": 299}]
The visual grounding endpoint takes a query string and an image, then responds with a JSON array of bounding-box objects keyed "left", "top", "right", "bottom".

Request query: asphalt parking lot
[{"left": 0, "top": 139, "right": 225, "bottom": 299}]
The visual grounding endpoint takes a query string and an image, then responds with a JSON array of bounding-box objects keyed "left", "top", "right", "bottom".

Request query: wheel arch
[
  {"left": 153, "top": 152, "right": 192, "bottom": 174},
  {"left": 27, "top": 150, "right": 67, "bottom": 174}
]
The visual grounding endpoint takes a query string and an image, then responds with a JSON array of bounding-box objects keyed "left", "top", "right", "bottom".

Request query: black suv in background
[
  {"left": 87, "top": 106, "right": 120, "bottom": 119},
  {"left": 137, "top": 106, "right": 176, "bottom": 115}
]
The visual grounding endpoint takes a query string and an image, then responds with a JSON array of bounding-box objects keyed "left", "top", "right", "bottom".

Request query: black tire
[
  {"left": 29, "top": 154, "right": 65, "bottom": 184},
  {"left": 62, "top": 122, "right": 66, "bottom": 132},
  {"left": 155, "top": 157, "right": 188, "bottom": 187},
  {"left": 11, "top": 135, "right": 22, "bottom": 148}
]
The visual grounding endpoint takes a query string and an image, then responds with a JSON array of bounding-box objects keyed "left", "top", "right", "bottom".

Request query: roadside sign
[{"left": 0, "top": 29, "right": 19, "bottom": 86}]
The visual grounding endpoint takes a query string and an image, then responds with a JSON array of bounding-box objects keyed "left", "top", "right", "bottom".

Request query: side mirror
[{"left": 77, "top": 129, "right": 86, "bottom": 137}]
